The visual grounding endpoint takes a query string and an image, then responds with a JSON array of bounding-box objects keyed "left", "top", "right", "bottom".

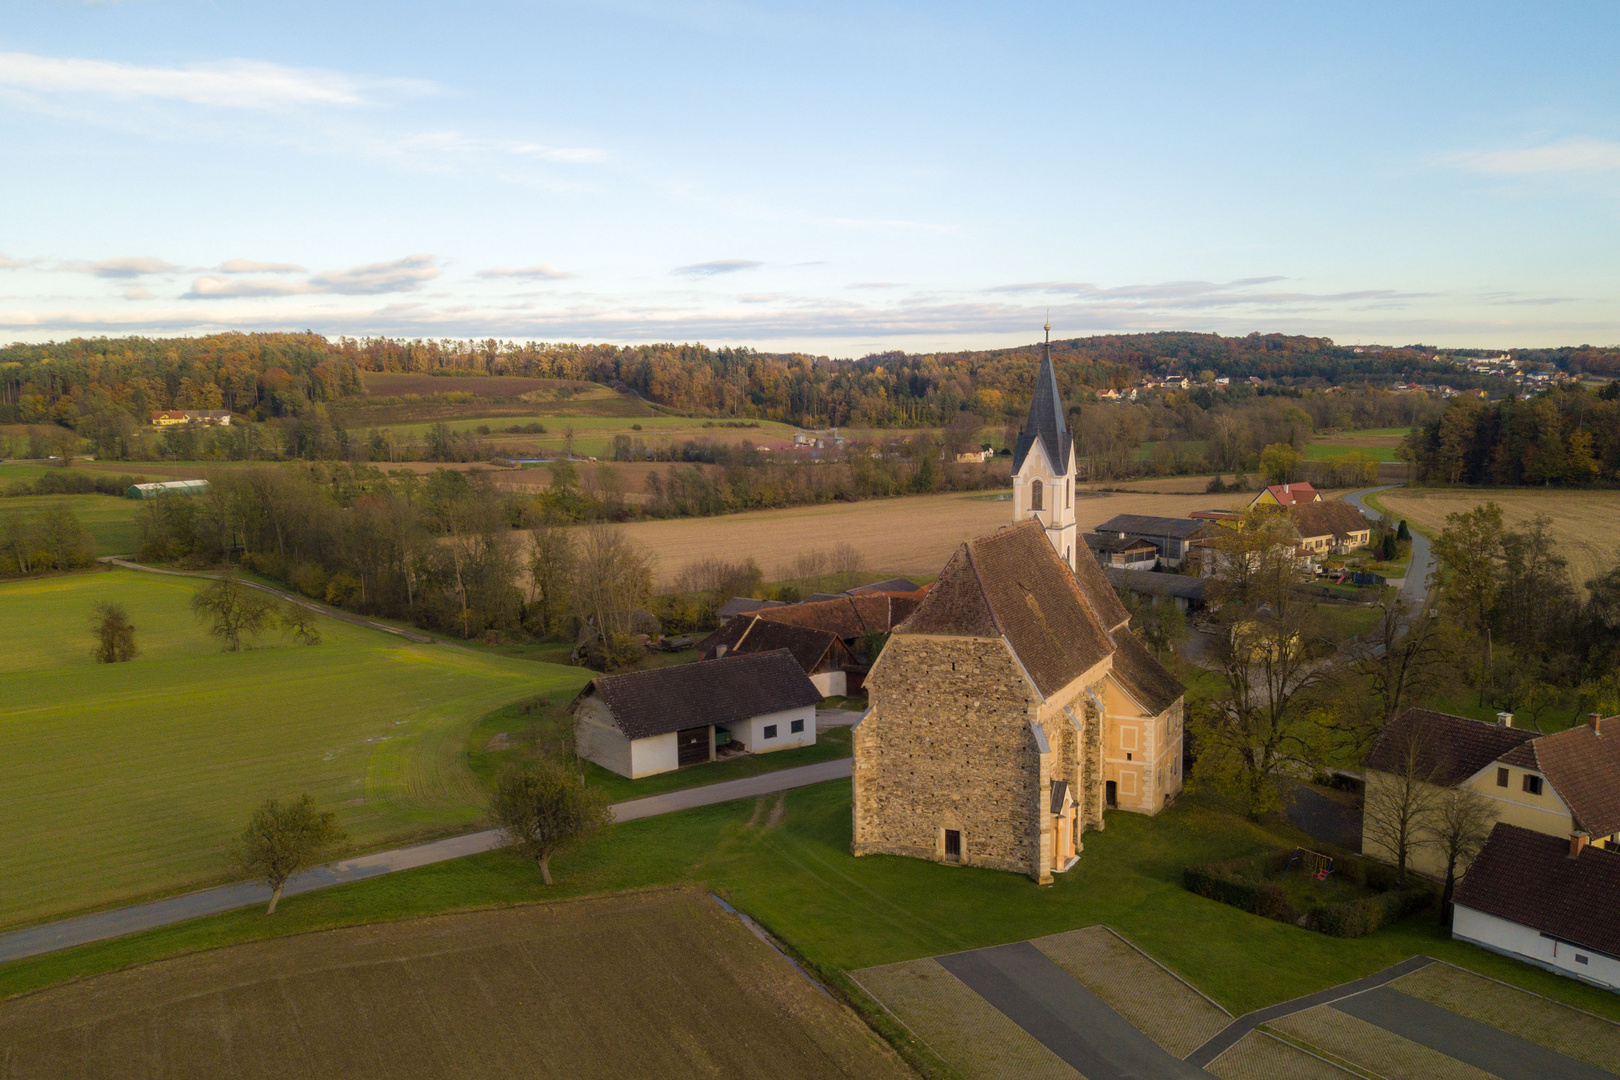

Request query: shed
[
  {"left": 1084, "top": 533, "right": 1159, "bottom": 570},
  {"left": 1103, "top": 568, "right": 1210, "bottom": 612},
  {"left": 1093, "top": 514, "right": 1209, "bottom": 566},
  {"left": 697, "top": 616, "right": 856, "bottom": 697},
  {"left": 126, "top": 479, "right": 211, "bottom": 499},
  {"left": 572, "top": 650, "right": 821, "bottom": 779}
]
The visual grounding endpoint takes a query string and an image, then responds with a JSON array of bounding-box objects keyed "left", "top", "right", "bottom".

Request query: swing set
[{"left": 1285, "top": 847, "right": 1335, "bottom": 890}]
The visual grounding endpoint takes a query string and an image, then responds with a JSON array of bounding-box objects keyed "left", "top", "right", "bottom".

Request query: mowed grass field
[
  {"left": 354, "top": 411, "right": 802, "bottom": 459},
  {"left": 0, "top": 570, "right": 587, "bottom": 929},
  {"left": 0, "top": 492, "right": 143, "bottom": 555},
  {"left": 593, "top": 489, "right": 1246, "bottom": 587},
  {"left": 0, "top": 890, "right": 910, "bottom": 1080},
  {"left": 1378, "top": 487, "right": 1620, "bottom": 590},
  {"left": 1306, "top": 426, "right": 1413, "bottom": 463}
]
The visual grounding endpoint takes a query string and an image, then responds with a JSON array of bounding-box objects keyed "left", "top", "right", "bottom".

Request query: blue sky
[{"left": 2, "top": 1, "right": 1617, "bottom": 353}]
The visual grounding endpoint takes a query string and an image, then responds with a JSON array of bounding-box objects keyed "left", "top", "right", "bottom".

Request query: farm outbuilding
[
  {"left": 572, "top": 650, "right": 821, "bottom": 779},
  {"left": 125, "top": 479, "right": 210, "bottom": 499},
  {"left": 698, "top": 615, "right": 856, "bottom": 697}
]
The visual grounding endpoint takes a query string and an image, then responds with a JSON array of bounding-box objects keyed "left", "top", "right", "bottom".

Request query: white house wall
[
  {"left": 629, "top": 731, "right": 680, "bottom": 778},
  {"left": 730, "top": 705, "right": 817, "bottom": 754},
  {"left": 1453, "top": 905, "right": 1620, "bottom": 991},
  {"left": 575, "top": 697, "right": 634, "bottom": 778},
  {"left": 811, "top": 670, "right": 847, "bottom": 698}
]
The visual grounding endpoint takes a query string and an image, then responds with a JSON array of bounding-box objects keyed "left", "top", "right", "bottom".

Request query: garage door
[{"left": 677, "top": 726, "right": 711, "bottom": 767}]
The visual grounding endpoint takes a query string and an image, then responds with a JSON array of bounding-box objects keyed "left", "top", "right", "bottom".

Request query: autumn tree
[
  {"left": 90, "top": 600, "right": 138, "bottom": 662},
  {"left": 1424, "top": 787, "right": 1498, "bottom": 924},
  {"left": 490, "top": 762, "right": 612, "bottom": 885},
  {"left": 191, "top": 573, "right": 278, "bottom": 651},
  {"left": 571, "top": 524, "right": 655, "bottom": 669},
  {"left": 278, "top": 601, "right": 322, "bottom": 645},
  {"left": 526, "top": 519, "right": 577, "bottom": 637},
  {"left": 232, "top": 794, "right": 347, "bottom": 914},
  {"left": 1362, "top": 718, "right": 1442, "bottom": 885},
  {"left": 1431, "top": 503, "right": 1504, "bottom": 701},
  {"left": 1258, "top": 442, "right": 1303, "bottom": 486}
]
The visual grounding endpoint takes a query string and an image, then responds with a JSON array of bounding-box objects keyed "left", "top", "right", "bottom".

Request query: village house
[
  {"left": 1287, "top": 500, "right": 1373, "bottom": 557},
  {"left": 150, "top": 409, "right": 232, "bottom": 427},
  {"left": 1249, "top": 481, "right": 1320, "bottom": 508},
  {"left": 852, "top": 343, "right": 1186, "bottom": 883},
  {"left": 573, "top": 650, "right": 821, "bottom": 778},
  {"left": 698, "top": 616, "right": 856, "bottom": 697},
  {"left": 1453, "top": 824, "right": 1620, "bottom": 991},
  {"left": 1363, "top": 709, "right": 1620, "bottom": 878}
]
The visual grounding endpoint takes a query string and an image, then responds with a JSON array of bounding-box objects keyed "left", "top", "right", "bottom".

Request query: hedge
[{"left": 1183, "top": 849, "right": 1435, "bottom": 938}]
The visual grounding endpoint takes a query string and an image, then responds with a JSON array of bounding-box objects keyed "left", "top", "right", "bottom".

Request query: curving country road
[{"left": 1344, "top": 484, "right": 1433, "bottom": 610}]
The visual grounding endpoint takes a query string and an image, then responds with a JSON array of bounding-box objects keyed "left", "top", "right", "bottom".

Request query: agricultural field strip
[
  {"left": 0, "top": 759, "right": 854, "bottom": 963},
  {"left": 0, "top": 891, "right": 912, "bottom": 1080},
  {"left": 1205, "top": 1031, "right": 1364, "bottom": 1080},
  {"left": 1267, "top": 1004, "right": 1497, "bottom": 1080}
]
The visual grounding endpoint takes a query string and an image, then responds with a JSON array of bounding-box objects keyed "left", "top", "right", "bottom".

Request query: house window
[
  {"left": 1031, "top": 479, "right": 1044, "bottom": 511},
  {"left": 1522, "top": 774, "right": 1543, "bottom": 796},
  {"left": 944, "top": 829, "right": 962, "bottom": 862},
  {"left": 1496, "top": 767, "right": 1509, "bottom": 787},
  {"left": 790, "top": 718, "right": 805, "bottom": 734},
  {"left": 763, "top": 724, "right": 778, "bottom": 740},
  {"left": 1577, "top": 954, "right": 1590, "bottom": 965}
]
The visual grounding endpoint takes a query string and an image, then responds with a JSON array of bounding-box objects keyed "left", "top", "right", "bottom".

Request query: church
[{"left": 851, "top": 329, "right": 1186, "bottom": 883}]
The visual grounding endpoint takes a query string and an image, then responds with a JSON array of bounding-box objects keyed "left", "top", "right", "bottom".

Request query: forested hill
[{"left": 3, "top": 331, "right": 1617, "bottom": 430}]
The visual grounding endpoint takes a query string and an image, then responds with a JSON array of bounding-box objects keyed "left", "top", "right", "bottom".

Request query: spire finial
[{"left": 1044, "top": 313, "right": 1050, "bottom": 345}]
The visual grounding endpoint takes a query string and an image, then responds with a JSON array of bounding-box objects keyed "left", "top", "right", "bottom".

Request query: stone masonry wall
[{"left": 853, "top": 636, "right": 1045, "bottom": 878}]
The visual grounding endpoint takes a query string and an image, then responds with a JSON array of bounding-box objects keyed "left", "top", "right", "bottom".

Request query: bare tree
[
  {"left": 232, "top": 794, "right": 347, "bottom": 914},
  {"left": 90, "top": 601, "right": 138, "bottom": 662},
  {"left": 278, "top": 601, "right": 322, "bottom": 646},
  {"left": 1362, "top": 718, "right": 1442, "bottom": 885},
  {"left": 1338, "top": 598, "right": 1450, "bottom": 756},
  {"left": 1203, "top": 505, "right": 1307, "bottom": 612},
  {"left": 490, "top": 762, "right": 612, "bottom": 885},
  {"left": 191, "top": 573, "right": 277, "bottom": 651},
  {"left": 1423, "top": 786, "right": 1498, "bottom": 924},
  {"left": 571, "top": 524, "right": 654, "bottom": 666},
  {"left": 527, "top": 520, "right": 577, "bottom": 637}
]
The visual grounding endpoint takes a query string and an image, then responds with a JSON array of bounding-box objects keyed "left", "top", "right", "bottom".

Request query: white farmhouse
[{"left": 572, "top": 650, "right": 821, "bottom": 779}]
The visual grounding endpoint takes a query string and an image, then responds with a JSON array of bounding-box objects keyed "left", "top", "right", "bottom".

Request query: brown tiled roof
[
  {"left": 697, "top": 616, "right": 850, "bottom": 675},
  {"left": 1107, "top": 627, "right": 1185, "bottom": 715},
  {"left": 847, "top": 577, "right": 922, "bottom": 594},
  {"left": 1364, "top": 708, "right": 1535, "bottom": 786},
  {"left": 581, "top": 650, "right": 821, "bottom": 740},
  {"left": 896, "top": 521, "right": 1116, "bottom": 697},
  {"left": 756, "top": 594, "right": 918, "bottom": 640},
  {"left": 1455, "top": 823, "right": 1620, "bottom": 959},
  {"left": 1502, "top": 720, "right": 1620, "bottom": 837},
  {"left": 1288, "top": 500, "right": 1371, "bottom": 541},
  {"left": 1071, "top": 533, "right": 1133, "bottom": 633},
  {"left": 1257, "top": 482, "right": 1319, "bottom": 506}
]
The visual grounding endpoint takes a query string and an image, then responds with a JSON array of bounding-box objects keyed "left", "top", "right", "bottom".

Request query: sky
[{"left": 1, "top": 1, "right": 1618, "bottom": 355}]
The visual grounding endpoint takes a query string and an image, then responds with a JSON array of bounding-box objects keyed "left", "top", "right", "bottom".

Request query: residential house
[
  {"left": 1093, "top": 514, "right": 1209, "bottom": 568},
  {"left": 955, "top": 445, "right": 994, "bottom": 464},
  {"left": 1453, "top": 824, "right": 1620, "bottom": 991},
  {"left": 852, "top": 519, "right": 1187, "bottom": 883},
  {"left": 1362, "top": 710, "right": 1620, "bottom": 879},
  {"left": 572, "top": 650, "right": 821, "bottom": 778},
  {"left": 150, "top": 410, "right": 189, "bottom": 427},
  {"left": 698, "top": 616, "right": 856, "bottom": 697},
  {"left": 1249, "top": 482, "right": 1321, "bottom": 508},
  {"left": 1287, "top": 500, "right": 1373, "bottom": 557},
  {"left": 1085, "top": 533, "right": 1160, "bottom": 570}
]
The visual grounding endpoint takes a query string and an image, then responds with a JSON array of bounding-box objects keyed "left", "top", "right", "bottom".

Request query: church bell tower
[{"left": 1011, "top": 322, "right": 1079, "bottom": 570}]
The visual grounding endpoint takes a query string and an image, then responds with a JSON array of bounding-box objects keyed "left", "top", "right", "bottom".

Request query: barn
[
  {"left": 572, "top": 650, "right": 822, "bottom": 779},
  {"left": 125, "top": 479, "right": 210, "bottom": 499}
]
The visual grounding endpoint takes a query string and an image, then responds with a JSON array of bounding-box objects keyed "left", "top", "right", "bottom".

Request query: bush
[
  {"left": 1307, "top": 888, "right": 1432, "bottom": 938},
  {"left": 1185, "top": 849, "right": 1435, "bottom": 938}
]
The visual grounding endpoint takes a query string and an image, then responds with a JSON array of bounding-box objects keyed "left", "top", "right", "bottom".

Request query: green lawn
[
  {"left": 0, "top": 569, "right": 588, "bottom": 929},
  {"left": 1305, "top": 444, "right": 1404, "bottom": 463},
  {"left": 350, "top": 412, "right": 801, "bottom": 458},
  {"left": 0, "top": 493, "right": 143, "bottom": 555},
  {"left": 6, "top": 780, "right": 1619, "bottom": 1026},
  {"left": 0, "top": 463, "right": 53, "bottom": 482}
]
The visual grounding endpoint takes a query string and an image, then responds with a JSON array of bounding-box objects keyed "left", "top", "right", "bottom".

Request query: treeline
[
  {"left": 1405, "top": 383, "right": 1620, "bottom": 486},
  {"left": 0, "top": 504, "right": 96, "bottom": 578}
]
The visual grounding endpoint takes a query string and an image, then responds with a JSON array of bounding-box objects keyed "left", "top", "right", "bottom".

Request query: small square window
[
  {"left": 763, "top": 724, "right": 778, "bottom": 739},
  {"left": 1577, "top": 954, "right": 1590, "bottom": 965},
  {"left": 790, "top": 718, "right": 805, "bottom": 734},
  {"left": 1523, "top": 774, "right": 1543, "bottom": 795},
  {"left": 1496, "top": 767, "right": 1509, "bottom": 788}
]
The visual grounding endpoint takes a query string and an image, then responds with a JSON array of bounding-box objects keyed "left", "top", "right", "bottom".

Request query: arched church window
[{"left": 1031, "top": 479, "right": 1044, "bottom": 510}]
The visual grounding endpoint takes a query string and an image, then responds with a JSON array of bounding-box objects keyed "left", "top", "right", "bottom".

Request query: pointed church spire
[{"left": 1012, "top": 324, "right": 1073, "bottom": 476}]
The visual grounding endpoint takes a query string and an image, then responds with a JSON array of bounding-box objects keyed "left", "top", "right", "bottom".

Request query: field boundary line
[
  {"left": 708, "top": 893, "right": 831, "bottom": 998},
  {"left": 1094, "top": 925, "right": 1233, "bottom": 1017},
  {"left": 1249, "top": 1026, "right": 1389, "bottom": 1080}
]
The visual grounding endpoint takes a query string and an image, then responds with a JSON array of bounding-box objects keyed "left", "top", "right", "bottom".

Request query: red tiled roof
[
  {"left": 1259, "top": 482, "right": 1319, "bottom": 506},
  {"left": 1501, "top": 719, "right": 1620, "bottom": 837},
  {"left": 1364, "top": 708, "right": 1535, "bottom": 786},
  {"left": 1455, "top": 823, "right": 1620, "bottom": 959}
]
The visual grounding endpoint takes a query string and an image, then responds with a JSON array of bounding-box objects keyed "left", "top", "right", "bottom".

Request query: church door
[{"left": 1105, "top": 780, "right": 1117, "bottom": 808}]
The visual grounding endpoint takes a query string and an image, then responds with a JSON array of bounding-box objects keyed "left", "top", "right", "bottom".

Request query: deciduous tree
[
  {"left": 1423, "top": 786, "right": 1498, "bottom": 924},
  {"left": 191, "top": 573, "right": 277, "bottom": 651},
  {"left": 490, "top": 762, "right": 612, "bottom": 885},
  {"left": 90, "top": 600, "right": 138, "bottom": 662},
  {"left": 232, "top": 794, "right": 347, "bottom": 914}
]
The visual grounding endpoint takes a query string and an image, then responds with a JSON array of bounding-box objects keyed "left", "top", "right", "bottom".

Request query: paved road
[
  {"left": 0, "top": 758, "right": 852, "bottom": 966},
  {"left": 1283, "top": 781, "right": 1362, "bottom": 851},
  {"left": 1336, "top": 986, "right": 1614, "bottom": 1080},
  {"left": 1186, "top": 955, "right": 1433, "bottom": 1066},
  {"left": 1344, "top": 484, "right": 1433, "bottom": 610},
  {"left": 938, "top": 941, "right": 1213, "bottom": 1079}
]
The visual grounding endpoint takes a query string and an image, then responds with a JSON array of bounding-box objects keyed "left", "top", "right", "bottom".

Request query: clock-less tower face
[{"left": 1011, "top": 332, "right": 1078, "bottom": 571}]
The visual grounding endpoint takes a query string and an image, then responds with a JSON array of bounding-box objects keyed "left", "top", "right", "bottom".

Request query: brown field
[
  {"left": 1377, "top": 488, "right": 1620, "bottom": 591},
  {"left": 579, "top": 489, "right": 1245, "bottom": 588},
  {"left": 359, "top": 371, "right": 597, "bottom": 397},
  {"left": 0, "top": 890, "right": 910, "bottom": 1080}
]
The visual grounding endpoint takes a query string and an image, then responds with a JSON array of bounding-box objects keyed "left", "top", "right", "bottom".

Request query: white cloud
[
  {"left": 0, "top": 52, "right": 437, "bottom": 110},
  {"left": 123, "top": 286, "right": 152, "bottom": 300},
  {"left": 187, "top": 276, "right": 313, "bottom": 298},
  {"left": 309, "top": 254, "right": 439, "bottom": 294},
  {"left": 216, "top": 258, "right": 307, "bottom": 273},
  {"left": 1451, "top": 138, "right": 1620, "bottom": 175},
  {"left": 674, "top": 259, "right": 763, "bottom": 276},
  {"left": 0, "top": 253, "right": 29, "bottom": 269},
  {"left": 478, "top": 263, "right": 573, "bottom": 280},
  {"left": 64, "top": 256, "right": 183, "bottom": 278}
]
